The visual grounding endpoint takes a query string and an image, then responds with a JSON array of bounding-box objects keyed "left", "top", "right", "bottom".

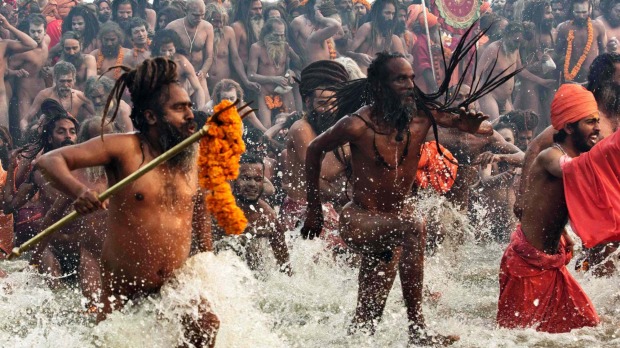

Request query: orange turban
[
  {"left": 418, "top": 12, "right": 438, "bottom": 27},
  {"left": 481, "top": 2, "right": 491, "bottom": 13},
  {"left": 352, "top": 0, "right": 370, "bottom": 10},
  {"left": 551, "top": 84, "right": 598, "bottom": 130}
]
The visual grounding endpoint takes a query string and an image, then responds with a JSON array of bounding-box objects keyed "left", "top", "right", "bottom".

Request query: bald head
[{"left": 186, "top": 0, "right": 206, "bottom": 27}]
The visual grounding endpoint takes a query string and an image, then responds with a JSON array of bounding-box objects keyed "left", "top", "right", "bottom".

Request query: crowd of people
[{"left": 0, "top": 0, "right": 619, "bottom": 346}]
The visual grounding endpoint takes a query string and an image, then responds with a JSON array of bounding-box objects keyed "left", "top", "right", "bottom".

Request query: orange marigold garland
[
  {"left": 265, "top": 95, "right": 283, "bottom": 110},
  {"left": 326, "top": 38, "right": 337, "bottom": 59},
  {"left": 97, "top": 49, "right": 125, "bottom": 79},
  {"left": 564, "top": 18, "right": 593, "bottom": 81},
  {"left": 197, "top": 100, "right": 247, "bottom": 235}
]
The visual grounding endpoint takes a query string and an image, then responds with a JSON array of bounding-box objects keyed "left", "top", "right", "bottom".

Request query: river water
[{"left": 1, "top": 195, "right": 619, "bottom": 347}]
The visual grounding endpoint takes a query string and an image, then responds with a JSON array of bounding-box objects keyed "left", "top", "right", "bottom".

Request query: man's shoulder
[
  {"left": 166, "top": 18, "right": 183, "bottom": 29},
  {"left": 199, "top": 20, "right": 213, "bottom": 30}
]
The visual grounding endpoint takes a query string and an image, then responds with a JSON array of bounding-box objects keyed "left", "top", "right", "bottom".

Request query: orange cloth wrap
[
  {"left": 418, "top": 12, "right": 438, "bottom": 27},
  {"left": 416, "top": 141, "right": 458, "bottom": 193},
  {"left": 550, "top": 84, "right": 598, "bottom": 130},
  {"left": 352, "top": 0, "right": 370, "bottom": 10}
]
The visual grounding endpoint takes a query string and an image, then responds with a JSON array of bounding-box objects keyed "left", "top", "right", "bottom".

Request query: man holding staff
[{"left": 34, "top": 58, "right": 219, "bottom": 347}]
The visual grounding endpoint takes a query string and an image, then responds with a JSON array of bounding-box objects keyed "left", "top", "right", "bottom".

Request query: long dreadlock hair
[
  {"left": 329, "top": 23, "right": 523, "bottom": 154},
  {"left": 102, "top": 57, "right": 179, "bottom": 136},
  {"left": 232, "top": 0, "right": 262, "bottom": 50},
  {"left": 61, "top": 5, "right": 100, "bottom": 49},
  {"left": 368, "top": 0, "right": 398, "bottom": 52}
]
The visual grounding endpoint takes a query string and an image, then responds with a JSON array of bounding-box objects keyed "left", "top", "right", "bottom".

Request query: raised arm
[
  {"left": 307, "top": 9, "right": 342, "bottom": 44},
  {"left": 433, "top": 108, "right": 493, "bottom": 135},
  {"left": 487, "top": 131, "right": 525, "bottom": 165},
  {"left": 0, "top": 14, "right": 37, "bottom": 54}
]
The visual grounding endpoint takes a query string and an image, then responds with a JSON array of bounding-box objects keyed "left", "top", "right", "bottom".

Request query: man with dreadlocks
[
  {"left": 35, "top": 58, "right": 219, "bottom": 347},
  {"left": 232, "top": 0, "right": 264, "bottom": 64},
  {"left": 347, "top": 0, "right": 405, "bottom": 74},
  {"left": 301, "top": 52, "right": 499, "bottom": 345},
  {"left": 281, "top": 60, "right": 349, "bottom": 245}
]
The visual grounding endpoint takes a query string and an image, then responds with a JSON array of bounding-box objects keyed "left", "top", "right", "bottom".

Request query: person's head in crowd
[
  {"left": 494, "top": 122, "right": 516, "bottom": 145},
  {"left": 0, "top": 126, "right": 12, "bottom": 170},
  {"left": 95, "top": 0, "right": 113, "bottom": 23},
  {"left": 335, "top": 0, "right": 355, "bottom": 26},
  {"left": 99, "top": 22, "right": 126, "bottom": 58},
  {"left": 480, "top": 13, "right": 508, "bottom": 41},
  {"left": 493, "top": 0, "right": 507, "bottom": 10},
  {"left": 550, "top": 84, "right": 600, "bottom": 151},
  {"left": 60, "top": 31, "right": 85, "bottom": 69},
  {"left": 53, "top": 61, "right": 77, "bottom": 100},
  {"left": 243, "top": 127, "right": 268, "bottom": 154},
  {"left": 353, "top": 0, "right": 370, "bottom": 16},
  {"left": 20, "top": 14, "right": 47, "bottom": 47},
  {"left": 16, "top": 0, "right": 40, "bottom": 20},
  {"left": 185, "top": 0, "right": 206, "bottom": 28},
  {"left": 601, "top": 0, "right": 620, "bottom": 27},
  {"left": 127, "top": 17, "right": 149, "bottom": 46},
  {"left": 522, "top": 0, "right": 554, "bottom": 33},
  {"left": 263, "top": 4, "right": 287, "bottom": 22},
  {"left": 233, "top": 0, "right": 264, "bottom": 45},
  {"left": 334, "top": 56, "right": 366, "bottom": 79},
  {"left": 287, "top": 0, "right": 303, "bottom": 18},
  {"left": 502, "top": 0, "right": 515, "bottom": 20},
  {"left": 79, "top": 116, "right": 115, "bottom": 144},
  {"left": 501, "top": 21, "right": 524, "bottom": 53},
  {"left": 112, "top": 0, "right": 137, "bottom": 32},
  {"left": 299, "top": 60, "right": 349, "bottom": 134},
  {"left": 156, "top": 6, "right": 184, "bottom": 31},
  {"left": 205, "top": 3, "right": 227, "bottom": 52},
  {"left": 370, "top": 0, "right": 398, "bottom": 37},
  {"left": 550, "top": 0, "right": 567, "bottom": 23},
  {"left": 85, "top": 76, "right": 116, "bottom": 115},
  {"left": 61, "top": 5, "right": 100, "bottom": 50},
  {"left": 152, "top": 28, "right": 184, "bottom": 58},
  {"left": 500, "top": 110, "right": 539, "bottom": 150},
  {"left": 233, "top": 152, "right": 265, "bottom": 204},
  {"left": 155, "top": 0, "right": 187, "bottom": 12},
  {"left": 0, "top": 3, "right": 18, "bottom": 26},
  {"left": 587, "top": 53, "right": 620, "bottom": 117},
  {"left": 260, "top": 18, "right": 288, "bottom": 66},
  {"left": 21, "top": 99, "right": 79, "bottom": 159},
  {"left": 212, "top": 79, "right": 244, "bottom": 104},
  {"left": 569, "top": 0, "right": 591, "bottom": 25}
]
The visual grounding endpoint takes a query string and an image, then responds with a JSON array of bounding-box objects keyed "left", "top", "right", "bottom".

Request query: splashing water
[{"left": 2, "top": 195, "right": 620, "bottom": 347}]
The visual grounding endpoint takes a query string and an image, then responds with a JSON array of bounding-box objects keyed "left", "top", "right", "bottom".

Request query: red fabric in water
[
  {"left": 497, "top": 225, "right": 599, "bottom": 333},
  {"left": 563, "top": 130, "right": 620, "bottom": 248}
]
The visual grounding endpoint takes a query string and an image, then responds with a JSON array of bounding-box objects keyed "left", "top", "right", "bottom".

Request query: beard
[
  {"left": 57, "top": 87, "right": 71, "bottom": 98},
  {"left": 377, "top": 17, "right": 395, "bottom": 36},
  {"left": 265, "top": 38, "right": 286, "bottom": 65},
  {"left": 118, "top": 19, "right": 131, "bottom": 33},
  {"left": 596, "top": 82, "right": 620, "bottom": 116},
  {"left": 102, "top": 44, "right": 120, "bottom": 58},
  {"left": 156, "top": 115, "right": 198, "bottom": 171},
  {"left": 541, "top": 18, "right": 554, "bottom": 31},
  {"left": 64, "top": 52, "right": 84, "bottom": 69},
  {"left": 573, "top": 126, "right": 598, "bottom": 152},
  {"left": 573, "top": 17, "right": 588, "bottom": 26},
  {"left": 250, "top": 17, "right": 264, "bottom": 41},
  {"left": 376, "top": 87, "right": 417, "bottom": 141},
  {"left": 214, "top": 28, "right": 224, "bottom": 55},
  {"left": 340, "top": 10, "right": 355, "bottom": 26},
  {"left": 98, "top": 13, "right": 110, "bottom": 23}
]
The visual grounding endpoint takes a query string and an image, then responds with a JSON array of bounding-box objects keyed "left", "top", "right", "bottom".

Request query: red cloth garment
[
  {"left": 0, "top": 162, "right": 14, "bottom": 255},
  {"left": 46, "top": 19, "right": 63, "bottom": 50},
  {"left": 416, "top": 141, "right": 458, "bottom": 193},
  {"left": 563, "top": 130, "right": 620, "bottom": 248},
  {"left": 497, "top": 225, "right": 599, "bottom": 333}
]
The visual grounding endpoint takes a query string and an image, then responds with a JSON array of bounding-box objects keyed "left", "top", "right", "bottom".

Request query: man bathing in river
[
  {"left": 302, "top": 52, "right": 494, "bottom": 345},
  {"left": 35, "top": 58, "right": 218, "bottom": 347}
]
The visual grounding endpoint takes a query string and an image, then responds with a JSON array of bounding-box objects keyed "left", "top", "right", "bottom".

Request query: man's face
[
  {"left": 267, "top": 9, "right": 281, "bottom": 19},
  {"left": 89, "top": 86, "right": 107, "bottom": 110},
  {"left": 158, "top": 14, "right": 168, "bottom": 29},
  {"left": 72, "top": 15, "right": 85, "bottom": 33},
  {"left": 131, "top": 25, "right": 148, "bottom": 44},
  {"left": 220, "top": 88, "right": 238, "bottom": 103},
  {"left": 504, "top": 31, "right": 523, "bottom": 52},
  {"left": 572, "top": 2, "right": 590, "bottom": 24},
  {"left": 159, "top": 83, "right": 196, "bottom": 140},
  {"left": 337, "top": 0, "right": 353, "bottom": 13},
  {"left": 572, "top": 114, "right": 601, "bottom": 151},
  {"left": 117, "top": 3, "right": 133, "bottom": 22},
  {"left": 382, "top": 3, "right": 396, "bottom": 22},
  {"left": 498, "top": 128, "right": 515, "bottom": 144},
  {"left": 209, "top": 12, "right": 224, "bottom": 30},
  {"left": 186, "top": 4, "right": 205, "bottom": 27},
  {"left": 516, "top": 129, "right": 532, "bottom": 150},
  {"left": 354, "top": 3, "right": 367, "bottom": 16},
  {"left": 29, "top": 23, "right": 45, "bottom": 44},
  {"left": 63, "top": 38, "right": 81, "bottom": 58},
  {"left": 102, "top": 32, "right": 120, "bottom": 54},
  {"left": 398, "top": 8, "right": 407, "bottom": 24},
  {"left": 99, "top": 1, "right": 112, "bottom": 21},
  {"left": 234, "top": 163, "right": 264, "bottom": 203},
  {"left": 542, "top": 5, "right": 554, "bottom": 28},
  {"left": 551, "top": 2, "right": 565, "bottom": 22},
  {"left": 494, "top": 0, "right": 506, "bottom": 7},
  {"left": 49, "top": 119, "right": 77, "bottom": 150},
  {"left": 268, "top": 23, "right": 286, "bottom": 42},
  {"left": 159, "top": 42, "right": 176, "bottom": 58},
  {"left": 308, "top": 89, "right": 336, "bottom": 114},
  {"left": 55, "top": 73, "right": 75, "bottom": 97},
  {"left": 250, "top": 0, "right": 263, "bottom": 19},
  {"left": 386, "top": 57, "right": 416, "bottom": 105}
]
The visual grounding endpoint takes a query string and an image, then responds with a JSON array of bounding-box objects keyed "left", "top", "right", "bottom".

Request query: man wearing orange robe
[{"left": 497, "top": 84, "right": 600, "bottom": 333}]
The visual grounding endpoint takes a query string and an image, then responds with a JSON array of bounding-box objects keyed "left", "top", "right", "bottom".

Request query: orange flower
[
  {"left": 265, "top": 95, "right": 283, "bottom": 110},
  {"left": 326, "top": 38, "right": 337, "bottom": 60},
  {"left": 197, "top": 100, "right": 247, "bottom": 235}
]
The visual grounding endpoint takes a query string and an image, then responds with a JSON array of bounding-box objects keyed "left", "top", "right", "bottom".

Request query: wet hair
[
  {"left": 98, "top": 21, "right": 126, "bottom": 42},
  {"left": 587, "top": 53, "right": 620, "bottom": 96},
  {"left": 103, "top": 57, "right": 179, "bottom": 134},
  {"left": 23, "top": 13, "right": 47, "bottom": 31},
  {"left": 500, "top": 110, "right": 539, "bottom": 132},
  {"left": 212, "top": 79, "right": 244, "bottom": 104},
  {"left": 299, "top": 60, "right": 349, "bottom": 100},
  {"left": 239, "top": 152, "right": 265, "bottom": 170},
  {"left": 85, "top": 75, "right": 115, "bottom": 99},
  {"left": 151, "top": 29, "right": 185, "bottom": 56},
  {"left": 53, "top": 61, "right": 76, "bottom": 79},
  {"left": 111, "top": 0, "right": 138, "bottom": 22},
  {"left": 494, "top": 121, "right": 515, "bottom": 133},
  {"left": 20, "top": 99, "right": 80, "bottom": 158},
  {"left": 61, "top": 5, "right": 99, "bottom": 49},
  {"left": 127, "top": 16, "right": 149, "bottom": 37},
  {"left": 259, "top": 18, "right": 286, "bottom": 42},
  {"left": 318, "top": 0, "right": 339, "bottom": 18},
  {"left": 369, "top": 0, "right": 398, "bottom": 46},
  {"left": 156, "top": 6, "right": 184, "bottom": 31}
]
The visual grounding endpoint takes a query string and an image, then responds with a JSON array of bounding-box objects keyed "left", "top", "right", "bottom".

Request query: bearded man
[
  {"left": 166, "top": 0, "right": 214, "bottom": 101},
  {"left": 231, "top": 0, "right": 264, "bottom": 64},
  {"left": 556, "top": 0, "right": 606, "bottom": 84},
  {"left": 347, "top": 0, "right": 405, "bottom": 74},
  {"left": 22, "top": 62, "right": 94, "bottom": 130},
  {"left": 89, "top": 22, "right": 132, "bottom": 80},
  {"left": 111, "top": 0, "right": 137, "bottom": 46},
  {"left": 7, "top": 14, "right": 49, "bottom": 138},
  {"left": 248, "top": 18, "right": 302, "bottom": 127},
  {"left": 597, "top": 0, "right": 620, "bottom": 42},
  {"left": 497, "top": 84, "right": 600, "bottom": 333},
  {"left": 205, "top": 3, "right": 260, "bottom": 95},
  {"left": 95, "top": 0, "right": 112, "bottom": 24},
  {"left": 57, "top": 31, "right": 97, "bottom": 91},
  {"left": 122, "top": 17, "right": 151, "bottom": 68},
  {"left": 61, "top": 5, "right": 100, "bottom": 53},
  {"left": 84, "top": 76, "right": 133, "bottom": 132}
]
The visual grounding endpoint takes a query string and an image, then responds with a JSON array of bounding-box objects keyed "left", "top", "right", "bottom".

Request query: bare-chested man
[
  {"left": 61, "top": 5, "right": 100, "bottom": 53},
  {"left": 7, "top": 14, "right": 48, "bottom": 137},
  {"left": 290, "top": 0, "right": 319, "bottom": 56},
  {"left": 84, "top": 76, "right": 133, "bottom": 132},
  {"left": 0, "top": 13, "right": 38, "bottom": 130},
  {"left": 95, "top": 0, "right": 112, "bottom": 24},
  {"left": 57, "top": 31, "right": 97, "bottom": 91},
  {"left": 231, "top": 0, "right": 263, "bottom": 64},
  {"left": 302, "top": 52, "right": 496, "bottom": 345},
  {"left": 497, "top": 83, "right": 600, "bottom": 332},
  {"left": 203, "top": 79, "right": 267, "bottom": 132},
  {"left": 597, "top": 0, "right": 620, "bottom": 47},
  {"left": 248, "top": 18, "right": 302, "bottom": 127},
  {"left": 111, "top": 0, "right": 136, "bottom": 47},
  {"left": 304, "top": 3, "right": 344, "bottom": 65},
  {"left": 22, "top": 62, "right": 95, "bottom": 129},
  {"left": 151, "top": 29, "right": 206, "bottom": 108},
  {"left": 89, "top": 22, "right": 132, "bottom": 80},
  {"left": 122, "top": 17, "right": 151, "bottom": 68},
  {"left": 347, "top": 0, "right": 405, "bottom": 74},
  {"left": 205, "top": 3, "right": 261, "bottom": 94},
  {"left": 166, "top": 0, "right": 213, "bottom": 101},
  {"left": 35, "top": 58, "right": 219, "bottom": 347},
  {"left": 556, "top": 0, "right": 606, "bottom": 84}
]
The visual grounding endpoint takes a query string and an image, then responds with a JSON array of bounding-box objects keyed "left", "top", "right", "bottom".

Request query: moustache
[{"left": 61, "top": 139, "right": 75, "bottom": 147}]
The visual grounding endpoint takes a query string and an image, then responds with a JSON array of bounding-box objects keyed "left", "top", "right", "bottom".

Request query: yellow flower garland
[
  {"left": 564, "top": 18, "right": 593, "bottom": 81},
  {"left": 197, "top": 100, "right": 247, "bottom": 235}
]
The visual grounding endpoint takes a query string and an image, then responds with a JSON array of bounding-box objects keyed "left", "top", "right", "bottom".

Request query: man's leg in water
[{"left": 79, "top": 248, "right": 102, "bottom": 311}]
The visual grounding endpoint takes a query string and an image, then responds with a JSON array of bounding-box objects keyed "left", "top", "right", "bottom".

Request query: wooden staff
[
  {"left": 420, "top": 0, "right": 436, "bottom": 81},
  {"left": 7, "top": 101, "right": 252, "bottom": 260}
]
